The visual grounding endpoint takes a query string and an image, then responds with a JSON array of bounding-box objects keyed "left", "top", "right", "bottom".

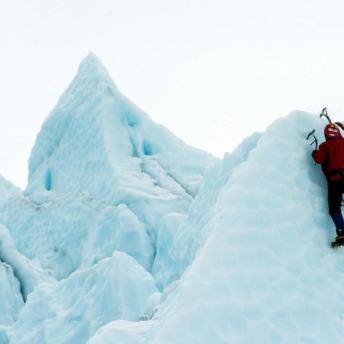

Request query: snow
[{"left": 1, "top": 53, "right": 344, "bottom": 343}]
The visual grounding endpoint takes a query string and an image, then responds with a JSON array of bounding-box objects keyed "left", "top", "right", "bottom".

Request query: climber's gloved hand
[{"left": 335, "top": 122, "right": 344, "bottom": 130}]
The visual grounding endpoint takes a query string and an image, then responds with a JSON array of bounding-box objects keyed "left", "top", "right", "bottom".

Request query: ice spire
[
  {"left": 0, "top": 54, "right": 214, "bottom": 281},
  {"left": 26, "top": 53, "right": 213, "bottom": 208}
]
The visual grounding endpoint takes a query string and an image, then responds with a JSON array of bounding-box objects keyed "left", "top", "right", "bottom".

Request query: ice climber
[{"left": 312, "top": 122, "right": 344, "bottom": 248}]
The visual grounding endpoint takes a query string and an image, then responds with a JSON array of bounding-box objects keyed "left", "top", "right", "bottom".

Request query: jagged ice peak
[{"left": 25, "top": 53, "right": 214, "bottom": 207}]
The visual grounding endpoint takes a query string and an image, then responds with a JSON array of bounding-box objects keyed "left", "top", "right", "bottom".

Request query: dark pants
[
  {"left": 328, "top": 180, "right": 344, "bottom": 216},
  {"left": 328, "top": 180, "right": 344, "bottom": 234}
]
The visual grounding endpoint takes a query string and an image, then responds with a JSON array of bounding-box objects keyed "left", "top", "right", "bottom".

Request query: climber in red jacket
[{"left": 312, "top": 122, "right": 344, "bottom": 247}]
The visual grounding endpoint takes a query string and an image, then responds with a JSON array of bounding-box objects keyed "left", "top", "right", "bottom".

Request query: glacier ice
[
  {"left": 1, "top": 53, "right": 344, "bottom": 343},
  {"left": 0, "top": 53, "right": 214, "bottom": 282},
  {"left": 8, "top": 252, "right": 158, "bottom": 344},
  {"left": 0, "top": 175, "right": 21, "bottom": 208},
  {"left": 86, "top": 319, "right": 154, "bottom": 344},
  {"left": 25, "top": 53, "right": 212, "bottom": 208},
  {"left": 0, "top": 252, "right": 24, "bottom": 344},
  {"left": 0, "top": 224, "right": 54, "bottom": 300},
  {"left": 142, "top": 111, "right": 344, "bottom": 344},
  {"left": 152, "top": 131, "right": 263, "bottom": 290},
  {"left": 0, "top": 193, "right": 155, "bottom": 280},
  {"left": 0, "top": 261, "right": 23, "bottom": 326}
]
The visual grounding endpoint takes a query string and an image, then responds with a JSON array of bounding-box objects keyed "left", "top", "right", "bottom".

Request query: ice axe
[
  {"left": 307, "top": 129, "right": 318, "bottom": 149},
  {"left": 319, "top": 107, "right": 344, "bottom": 130},
  {"left": 320, "top": 107, "right": 332, "bottom": 123}
]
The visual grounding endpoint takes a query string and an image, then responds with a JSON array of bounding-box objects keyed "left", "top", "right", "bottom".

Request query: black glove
[{"left": 335, "top": 122, "right": 344, "bottom": 130}]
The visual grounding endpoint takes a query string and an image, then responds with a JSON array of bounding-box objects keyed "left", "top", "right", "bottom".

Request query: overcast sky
[{"left": 2, "top": 0, "right": 344, "bottom": 188}]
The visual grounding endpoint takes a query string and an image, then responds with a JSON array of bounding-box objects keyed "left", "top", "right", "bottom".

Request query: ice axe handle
[
  {"left": 307, "top": 129, "right": 318, "bottom": 150},
  {"left": 320, "top": 107, "right": 332, "bottom": 123}
]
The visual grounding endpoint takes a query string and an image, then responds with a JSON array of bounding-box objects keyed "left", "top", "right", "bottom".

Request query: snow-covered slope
[{"left": 1, "top": 54, "right": 343, "bottom": 343}]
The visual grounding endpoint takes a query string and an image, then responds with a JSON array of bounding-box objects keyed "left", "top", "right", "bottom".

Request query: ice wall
[
  {"left": 143, "top": 111, "right": 344, "bottom": 343},
  {"left": 0, "top": 224, "right": 55, "bottom": 300},
  {"left": 152, "top": 131, "right": 263, "bottom": 290}
]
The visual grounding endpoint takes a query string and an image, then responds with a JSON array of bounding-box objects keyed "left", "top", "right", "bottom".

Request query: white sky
[{"left": 1, "top": 0, "right": 344, "bottom": 188}]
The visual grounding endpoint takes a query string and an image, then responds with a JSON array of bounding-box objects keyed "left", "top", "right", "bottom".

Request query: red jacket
[{"left": 313, "top": 136, "right": 344, "bottom": 180}]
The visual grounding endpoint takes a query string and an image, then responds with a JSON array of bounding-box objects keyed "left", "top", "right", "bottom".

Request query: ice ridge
[{"left": 143, "top": 111, "right": 344, "bottom": 344}]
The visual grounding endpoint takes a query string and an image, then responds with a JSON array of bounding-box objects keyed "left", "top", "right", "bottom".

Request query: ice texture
[
  {"left": 0, "top": 193, "right": 154, "bottom": 280},
  {"left": 0, "top": 262, "right": 23, "bottom": 326},
  {"left": 0, "top": 174, "right": 21, "bottom": 207},
  {"left": 0, "top": 264, "right": 21, "bottom": 343},
  {"left": 86, "top": 320, "right": 153, "bottom": 344},
  {"left": 1, "top": 53, "right": 344, "bottom": 343},
  {"left": 152, "top": 131, "right": 263, "bottom": 290},
  {"left": 0, "top": 224, "right": 55, "bottom": 300},
  {"left": 8, "top": 252, "right": 158, "bottom": 344}
]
